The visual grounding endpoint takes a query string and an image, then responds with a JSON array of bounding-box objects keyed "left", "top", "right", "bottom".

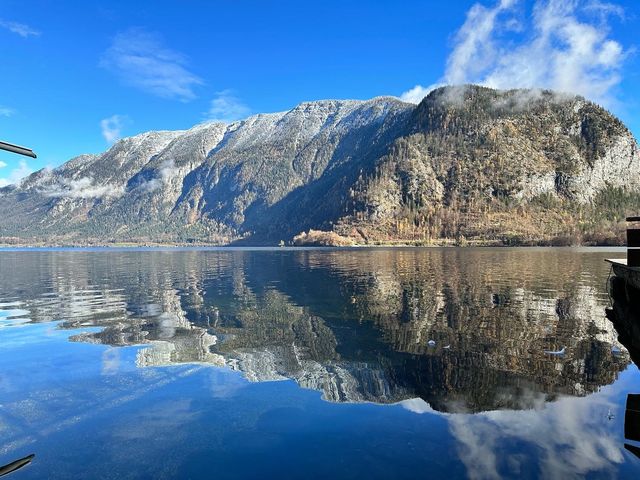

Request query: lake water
[{"left": 1, "top": 247, "right": 639, "bottom": 479}]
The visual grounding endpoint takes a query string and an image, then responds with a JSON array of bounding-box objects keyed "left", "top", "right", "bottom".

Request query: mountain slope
[
  {"left": 1, "top": 85, "right": 638, "bottom": 245},
  {"left": 336, "top": 86, "right": 640, "bottom": 245}
]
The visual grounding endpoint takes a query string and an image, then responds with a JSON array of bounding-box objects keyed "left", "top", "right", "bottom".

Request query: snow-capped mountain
[{"left": 1, "top": 86, "right": 638, "bottom": 245}]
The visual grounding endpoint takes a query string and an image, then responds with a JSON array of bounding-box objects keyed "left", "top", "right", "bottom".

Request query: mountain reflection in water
[{"left": 0, "top": 248, "right": 628, "bottom": 413}]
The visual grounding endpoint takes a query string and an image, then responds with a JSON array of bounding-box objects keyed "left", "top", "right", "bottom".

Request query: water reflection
[
  {"left": 0, "top": 249, "right": 628, "bottom": 413},
  {"left": 606, "top": 276, "right": 640, "bottom": 463}
]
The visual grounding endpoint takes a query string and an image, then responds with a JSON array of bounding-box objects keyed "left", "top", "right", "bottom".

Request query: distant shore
[{"left": 0, "top": 241, "right": 627, "bottom": 250}]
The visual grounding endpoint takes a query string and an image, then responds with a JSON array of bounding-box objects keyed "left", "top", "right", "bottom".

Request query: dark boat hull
[
  {"left": 606, "top": 259, "right": 640, "bottom": 292},
  {"left": 606, "top": 276, "right": 640, "bottom": 366}
]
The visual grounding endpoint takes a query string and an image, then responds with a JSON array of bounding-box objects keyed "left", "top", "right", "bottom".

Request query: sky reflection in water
[{"left": 0, "top": 248, "right": 639, "bottom": 479}]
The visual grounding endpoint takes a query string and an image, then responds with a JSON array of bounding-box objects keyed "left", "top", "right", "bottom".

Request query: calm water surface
[{"left": 1, "top": 247, "right": 639, "bottom": 479}]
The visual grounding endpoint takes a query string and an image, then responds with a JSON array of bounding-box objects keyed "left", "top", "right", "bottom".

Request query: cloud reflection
[{"left": 450, "top": 392, "right": 624, "bottom": 479}]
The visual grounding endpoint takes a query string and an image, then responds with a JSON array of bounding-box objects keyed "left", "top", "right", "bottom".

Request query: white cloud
[
  {"left": 0, "top": 160, "right": 33, "bottom": 187},
  {"left": 476, "top": 0, "right": 625, "bottom": 105},
  {"left": 399, "top": 84, "right": 445, "bottom": 104},
  {"left": 583, "top": 1, "right": 625, "bottom": 20},
  {"left": 41, "top": 176, "right": 124, "bottom": 199},
  {"left": 0, "top": 106, "right": 15, "bottom": 117},
  {"left": 206, "top": 90, "right": 251, "bottom": 123},
  {"left": 101, "top": 28, "right": 203, "bottom": 102},
  {"left": 446, "top": 0, "right": 518, "bottom": 86},
  {"left": 402, "top": 0, "right": 627, "bottom": 106},
  {"left": 100, "top": 114, "right": 129, "bottom": 144},
  {"left": 0, "top": 160, "right": 7, "bottom": 169},
  {"left": 137, "top": 159, "right": 176, "bottom": 192},
  {"left": 0, "top": 19, "right": 40, "bottom": 38}
]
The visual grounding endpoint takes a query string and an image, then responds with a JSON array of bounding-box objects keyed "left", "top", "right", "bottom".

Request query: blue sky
[{"left": 1, "top": 0, "right": 639, "bottom": 186}]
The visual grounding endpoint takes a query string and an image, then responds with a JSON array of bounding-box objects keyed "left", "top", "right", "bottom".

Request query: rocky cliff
[{"left": 1, "top": 85, "right": 638, "bottom": 245}]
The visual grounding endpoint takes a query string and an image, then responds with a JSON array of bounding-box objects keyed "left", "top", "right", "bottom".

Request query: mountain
[{"left": 1, "top": 85, "right": 639, "bottom": 245}]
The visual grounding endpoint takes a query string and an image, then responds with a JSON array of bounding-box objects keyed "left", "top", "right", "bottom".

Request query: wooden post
[{"left": 628, "top": 217, "right": 640, "bottom": 267}]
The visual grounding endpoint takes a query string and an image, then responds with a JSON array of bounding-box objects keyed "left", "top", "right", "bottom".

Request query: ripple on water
[{"left": 0, "top": 309, "right": 32, "bottom": 328}]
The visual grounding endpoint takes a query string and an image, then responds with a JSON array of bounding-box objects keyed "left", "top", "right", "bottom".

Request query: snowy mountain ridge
[{"left": 1, "top": 86, "right": 638, "bottom": 245}]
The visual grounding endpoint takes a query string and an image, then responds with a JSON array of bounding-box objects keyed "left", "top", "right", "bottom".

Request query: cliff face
[
  {"left": 339, "top": 87, "right": 640, "bottom": 245},
  {"left": 1, "top": 85, "right": 638, "bottom": 245}
]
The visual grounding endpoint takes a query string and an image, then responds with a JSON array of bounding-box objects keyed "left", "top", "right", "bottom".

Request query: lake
[{"left": 1, "top": 247, "right": 639, "bottom": 479}]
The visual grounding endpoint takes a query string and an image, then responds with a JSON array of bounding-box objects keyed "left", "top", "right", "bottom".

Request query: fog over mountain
[{"left": 1, "top": 85, "right": 638, "bottom": 245}]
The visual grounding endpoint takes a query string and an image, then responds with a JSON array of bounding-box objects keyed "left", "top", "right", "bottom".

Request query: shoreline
[
  {"left": 0, "top": 238, "right": 628, "bottom": 249},
  {"left": 0, "top": 244, "right": 627, "bottom": 251}
]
